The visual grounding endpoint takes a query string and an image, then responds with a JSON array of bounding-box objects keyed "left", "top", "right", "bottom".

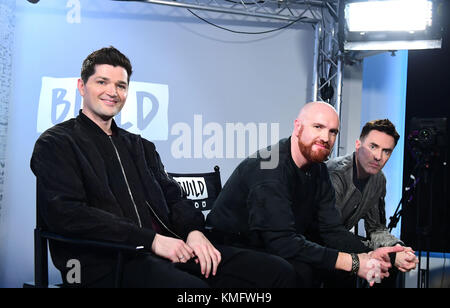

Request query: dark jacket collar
[{"left": 76, "top": 109, "right": 119, "bottom": 136}]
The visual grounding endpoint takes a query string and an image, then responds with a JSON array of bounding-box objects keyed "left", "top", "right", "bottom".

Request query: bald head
[
  {"left": 296, "top": 101, "right": 339, "bottom": 123},
  {"left": 291, "top": 101, "right": 340, "bottom": 167}
]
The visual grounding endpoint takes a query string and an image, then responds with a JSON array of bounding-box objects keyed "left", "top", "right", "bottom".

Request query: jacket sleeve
[
  {"left": 30, "top": 132, "right": 156, "bottom": 251},
  {"left": 364, "top": 183, "right": 404, "bottom": 249},
  {"left": 249, "top": 181, "right": 340, "bottom": 271},
  {"left": 317, "top": 166, "right": 370, "bottom": 254},
  {"left": 327, "top": 170, "right": 346, "bottom": 218},
  {"left": 141, "top": 139, "right": 205, "bottom": 239}
]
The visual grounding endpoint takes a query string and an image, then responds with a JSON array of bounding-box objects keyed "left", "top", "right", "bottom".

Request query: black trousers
[
  {"left": 287, "top": 259, "right": 325, "bottom": 288},
  {"left": 287, "top": 258, "right": 360, "bottom": 288},
  {"left": 288, "top": 259, "right": 403, "bottom": 288},
  {"left": 87, "top": 244, "right": 296, "bottom": 288}
]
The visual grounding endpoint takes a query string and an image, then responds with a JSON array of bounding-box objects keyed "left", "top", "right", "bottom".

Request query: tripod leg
[{"left": 417, "top": 250, "right": 421, "bottom": 288}]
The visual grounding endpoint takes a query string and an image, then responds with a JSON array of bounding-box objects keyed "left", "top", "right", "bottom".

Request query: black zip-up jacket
[
  {"left": 30, "top": 111, "right": 204, "bottom": 284},
  {"left": 206, "top": 138, "right": 369, "bottom": 272}
]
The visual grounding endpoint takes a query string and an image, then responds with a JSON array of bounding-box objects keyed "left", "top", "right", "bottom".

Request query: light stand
[
  {"left": 388, "top": 162, "right": 421, "bottom": 233},
  {"left": 415, "top": 157, "right": 435, "bottom": 288},
  {"left": 387, "top": 156, "right": 431, "bottom": 288},
  {"left": 389, "top": 117, "right": 447, "bottom": 288}
]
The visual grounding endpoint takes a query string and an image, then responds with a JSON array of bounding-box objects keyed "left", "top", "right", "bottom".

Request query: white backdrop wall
[
  {"left": 340, "top": 62, "right": 363, "bottom": 156},
  {"left": 0, "top": 0, "right": 314, "bottom": 287}
]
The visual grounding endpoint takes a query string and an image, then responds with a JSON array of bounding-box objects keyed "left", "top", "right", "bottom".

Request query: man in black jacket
[
  {"left": 30, "top": 46, "right": 295, "bottom": 288},
  {"left": 206, "top": 102, "right": 404, "bottom": 287}
]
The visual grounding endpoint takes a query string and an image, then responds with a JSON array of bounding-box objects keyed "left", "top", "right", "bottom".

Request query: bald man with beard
[{"left": 207, "top": 102, "right": 404, "bottom": 287}]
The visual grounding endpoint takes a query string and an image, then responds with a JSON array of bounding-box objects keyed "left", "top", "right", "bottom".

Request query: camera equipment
[
  {"left": 407, "top": 118, "right": 447, "bottom": 162},
  {"left": 389, "top": 117, "right": 447, "bottom": 288}
]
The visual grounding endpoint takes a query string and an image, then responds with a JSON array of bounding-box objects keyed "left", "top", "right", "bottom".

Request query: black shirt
[
  {"left": 352, "top": 154, "right": 370, "bottom": 194},
  {"left": 207, "top": 137, "right": 369, "bottom": 271}
]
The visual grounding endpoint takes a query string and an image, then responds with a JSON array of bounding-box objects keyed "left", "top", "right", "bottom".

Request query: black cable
[
  {"left": 224, "top": 0, "right": 265, "bottom": 5},
  {"left": 187, "top": 9, "right": 307, "bottom": 35}
]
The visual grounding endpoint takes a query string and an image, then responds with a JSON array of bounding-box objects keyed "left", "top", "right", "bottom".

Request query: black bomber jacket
[
  {"left": 207, "top": 138, "right": 369, "bottom": 272},
  {"left": 30, "top": 111, "right": 204, "bottom": 285}
]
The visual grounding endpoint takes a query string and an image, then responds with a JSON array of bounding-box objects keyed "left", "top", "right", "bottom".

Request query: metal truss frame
[
  {"left": 116, "top": 0, "right": 343, "bottom": 153},
  {"left": 116, "top": 0, "right": 342, "bottom": 110},
  {"left": 19, "top": 1, "right": 346, "bottom": 160},
  {"left": 117, "top": 0, "right": 330, "bottom": 22}
]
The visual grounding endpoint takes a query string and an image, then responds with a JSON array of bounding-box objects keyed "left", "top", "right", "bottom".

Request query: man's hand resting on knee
[
  {"left": 151, "top": 231, "right": 222, "bottom": 279},
  {"left": 186, "top": 230, "right": 222, "bottom": 279},
  {"left": 151, "top": 234, "right": 195, "bottom": 264}
]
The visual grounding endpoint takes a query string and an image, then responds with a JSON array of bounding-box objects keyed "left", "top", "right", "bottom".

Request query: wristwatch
[{"left": 350, "top": 253, "right": 360, "bottom": 275}]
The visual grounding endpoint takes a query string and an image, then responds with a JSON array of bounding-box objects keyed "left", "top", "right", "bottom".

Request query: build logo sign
[{"left": 37, "top": 77, "right": 169, "bottom": 141}]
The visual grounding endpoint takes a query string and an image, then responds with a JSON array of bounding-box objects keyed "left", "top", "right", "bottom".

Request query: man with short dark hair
[
  {"left": 326, "top": 119, "right": 418, "bottom": 286},
  {"left": 30, "top": 46, "right": 296, "bottom": 288}
]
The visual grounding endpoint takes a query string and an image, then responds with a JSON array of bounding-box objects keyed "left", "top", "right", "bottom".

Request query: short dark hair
[
  {"left": 360, "top": 119, "right": 400, "bottom": 146},
  {"left": 81, "top": 46, "right": 133, "bottom": 84}
]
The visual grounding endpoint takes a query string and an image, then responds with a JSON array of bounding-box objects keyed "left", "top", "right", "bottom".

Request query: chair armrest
[{"left": 40, "top": 231, "right": 145, "bottom": 253}]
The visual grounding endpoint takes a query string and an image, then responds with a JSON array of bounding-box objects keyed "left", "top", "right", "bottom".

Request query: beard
[{"left": 297, "top": 127, "right": 331, "bottom": 163}]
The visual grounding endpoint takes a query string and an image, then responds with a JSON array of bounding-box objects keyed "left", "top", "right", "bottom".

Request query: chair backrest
[
  {"left": 27, "top": 179, "right": 140, "bottom": 288},
  {"left": 168, "top": 166, "right": 222, "bottom": 219},
  {"left": 23, "top": 180, "right": 51, "bottom": 288}
]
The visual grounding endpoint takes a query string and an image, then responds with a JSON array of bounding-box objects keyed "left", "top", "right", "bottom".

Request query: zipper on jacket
[
  {"left": 145, "top": 201, "right": 181, "bottom": 239},
  {"left": 109, "top": 136, "right": 143, "bottom": 228}
]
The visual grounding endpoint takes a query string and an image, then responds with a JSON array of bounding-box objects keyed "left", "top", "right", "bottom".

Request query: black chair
[
  {"left": 23, "top": 180, "right": 143, "bottom": 288},
  {"left": 25, "top": 166, "right": 222, "bottom": 288},
  {"left": 168, "top": 165, "right": 222, "bottom": 220}
]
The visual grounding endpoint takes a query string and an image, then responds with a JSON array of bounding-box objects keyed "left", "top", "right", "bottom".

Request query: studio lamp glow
[
  {"left": 339, "top": 0, "right": 443, "bottom": 51},
  {"left": 346, "top": 0, "right": 433, "bottom": 33}
]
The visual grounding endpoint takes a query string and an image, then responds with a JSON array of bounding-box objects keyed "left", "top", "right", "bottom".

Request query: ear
[
  {"left": 294, "top": 119, "right": 302, "bottom": 136},
  {"left": 77, "top": 78, "right": 85, "bottom": 97},
  {"left": 355, "top": 139, "right": 361, "bottom": 151}
]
